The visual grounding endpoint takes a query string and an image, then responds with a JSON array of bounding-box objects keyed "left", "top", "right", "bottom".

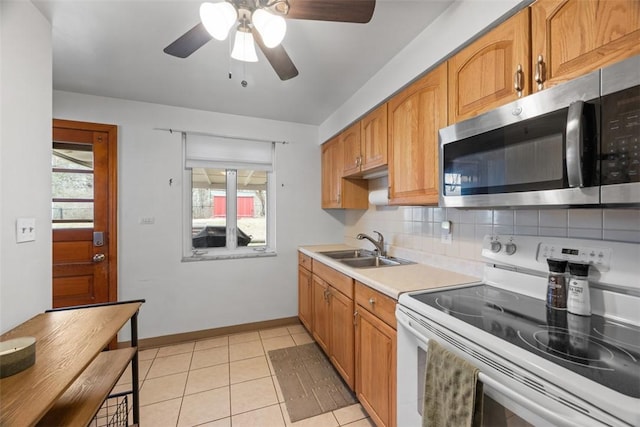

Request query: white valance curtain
[{"left": 184, "top": 133, "right": 275, "bottom": 172}]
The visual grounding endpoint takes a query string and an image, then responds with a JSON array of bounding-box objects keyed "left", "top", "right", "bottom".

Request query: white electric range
[{"left": 396, "top": 234, "right": 640, "bottom": 427}]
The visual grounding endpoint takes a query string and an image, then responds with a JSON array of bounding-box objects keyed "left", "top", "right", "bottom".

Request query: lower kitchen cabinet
[
  {"left": 329, "top": 286, "right": 355, "bottom": 388},
  {"left": 355, "top": 281, "right": 397, "bottom": 427},
  {"left": 298, "top": 253, "right": 313, "bottom": 332},
  {"left": 311, "top": 261, "right": 356, "bottom": 390}
]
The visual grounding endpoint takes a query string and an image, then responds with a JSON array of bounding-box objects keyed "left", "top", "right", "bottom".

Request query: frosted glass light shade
[
  {"left": 252, "top": 9, "right": 286, "bottom": 48},
  {"left": 231, "top": 29, "right": 258, "bottom": 62},
  {"left": 200, "top": 2, "right": 237, "bottom": 41}
]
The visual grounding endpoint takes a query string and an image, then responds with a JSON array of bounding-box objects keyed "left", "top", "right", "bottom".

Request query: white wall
[
  {"left": 319, "top": 0, "right": 526, "bottom": 140},
  {"left": 53, "top": 91, "right": 344, "bottom": 340},
  {"left": 0, "top": 1, "right": 53, "bottom": 333}
]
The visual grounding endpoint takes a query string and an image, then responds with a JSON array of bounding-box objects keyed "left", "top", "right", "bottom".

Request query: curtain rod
[{"left": 154, "top": 127, "right": 288, "bottom": 144}]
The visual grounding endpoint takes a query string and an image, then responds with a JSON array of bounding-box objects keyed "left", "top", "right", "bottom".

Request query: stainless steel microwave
[{"left": 439, "top": 55, "right": 639, "bottom": 208}]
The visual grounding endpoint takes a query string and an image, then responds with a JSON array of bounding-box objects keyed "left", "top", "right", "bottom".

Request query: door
[
  {"left": 388, "top": 62, "right": 447, "bottom": 205},
  {"left": 447, "top": 8, "right": 531, "bottom": 123},
  {"left": 360, "top": 103, "right": 388, "bottom": 173},
  {"left": 312, "top": 275, "right": 330, "bottom": 353},
  {"left": 356, "top": 305, "right": 396, "bottom": 427},
  {"left": 321, "top": 137, "right": 342, "bottom": 208},
  {"left": 329, "top": 287, "right": 355, "bottom": 390},
  {"left": 52, "top": 119, "right": 117, "bottom": 308},
  {"left": 341, "top": 122, "right": 362, "bottom": 177},
  {"left": 531, "top": 0, "right": 640, "bottom": 92},
  {"left": 298, "top": 265, "right": 313, "bottom": 332}
]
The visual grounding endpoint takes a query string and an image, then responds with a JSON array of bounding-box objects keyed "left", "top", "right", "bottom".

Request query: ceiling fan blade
[
  {"left": 164, "top": 23, "right": 212, "bottom": 58},
  {"left": 253, "top": 28, "right": 299, "bottom": 81},
  {"left": 286, "top": 0, "right": 375, "bottom": 23}
]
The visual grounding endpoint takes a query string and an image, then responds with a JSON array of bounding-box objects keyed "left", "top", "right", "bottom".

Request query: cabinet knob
[
  {"left": 368, "top": 297, "right": 376, "bottom": 305},
  {"left": 534, "top": 55, "right": 545, "bottom": 90}
]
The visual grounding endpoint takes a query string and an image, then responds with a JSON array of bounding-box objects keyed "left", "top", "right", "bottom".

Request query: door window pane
[
  {"left": 52, "top": 142, "right": 94, "bottom": 229},
  {"left": 52, "top": 171, "right": 93, "bottom": 199},
  {"left": 52, "top": 201, "right": 94, "bottom": 229}
]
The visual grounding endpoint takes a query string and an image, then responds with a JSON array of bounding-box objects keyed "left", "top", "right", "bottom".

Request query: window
[{"left": 182, "top": 132, "right": 276, "bottom": 260}]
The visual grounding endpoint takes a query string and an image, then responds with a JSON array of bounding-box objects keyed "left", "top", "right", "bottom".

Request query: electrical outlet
[
  {"left": 139, "top": 217, "right": 155, "bottom": 225},
  {"left": 440, "top": 220, "right": 452, "bottom": 245},
  {"left": 16, "top": 218, "right": 36, "bottom": 243}
]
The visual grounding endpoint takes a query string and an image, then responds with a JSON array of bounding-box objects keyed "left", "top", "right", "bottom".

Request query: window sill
[{"left": 182, "top": 250, "right": 277, "bottom": 262}]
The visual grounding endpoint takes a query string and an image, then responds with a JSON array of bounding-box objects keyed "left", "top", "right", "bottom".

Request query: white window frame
[{"left": 181, "top": 132, "right": 277, "bottom": 261}]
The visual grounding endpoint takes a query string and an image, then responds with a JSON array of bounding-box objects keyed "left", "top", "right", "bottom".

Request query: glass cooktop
[{"left": 409, "top": 284, "right": 640, "bottom": 398}]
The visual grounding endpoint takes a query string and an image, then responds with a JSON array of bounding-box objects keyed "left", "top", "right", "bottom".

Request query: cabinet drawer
[
  {"left": 355, "top": 281, "right": 396, "bottom": 329},
  {"left": 313, "top": 261, "right": 353, "bottom": 298},
  {"left": 298, "top": 252, "right": 312, "bottom": 271}
]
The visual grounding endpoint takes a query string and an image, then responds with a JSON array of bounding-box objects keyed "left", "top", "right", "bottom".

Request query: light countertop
[{"left": 298, "top": 244, "right": 480, "bottom": 300}]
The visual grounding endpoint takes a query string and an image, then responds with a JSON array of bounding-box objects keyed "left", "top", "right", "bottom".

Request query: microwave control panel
[{"left": 601, "top": 86, "right": 640, "bottom": 185}]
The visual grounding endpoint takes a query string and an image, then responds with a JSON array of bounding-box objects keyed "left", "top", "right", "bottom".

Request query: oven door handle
[{"left": 566, "top": 100, "right": 585, "bottom": 188}]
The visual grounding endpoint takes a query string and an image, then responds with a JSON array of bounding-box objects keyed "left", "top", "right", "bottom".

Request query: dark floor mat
[{"left": 268, "top": 343, "right": 357, "bottom": 422}]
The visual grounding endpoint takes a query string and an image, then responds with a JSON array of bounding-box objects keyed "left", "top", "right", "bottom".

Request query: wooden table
[{"left": 0, "top": 301, "right": 143, "bottom": 427}]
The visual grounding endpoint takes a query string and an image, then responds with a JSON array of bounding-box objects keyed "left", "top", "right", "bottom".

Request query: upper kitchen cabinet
[
  {"left": 359, "top": 104, "right": 388, "bottom": 174},
  {"left": 321, "top": 137, "right": 368, "bottom": 209},
  {"left": 342, "top": 122, "right": 363, "bottom": 177},
  {"left": 530, "top": 0, "right": 640, "bottom": 92},
  {"left": 343, "top": 104, "right": 389, "bottom": 178},
  {"left": 448, "top": 8, "right": 531, "bottom": 123},
  {"left": 388, "top": 63, "right": 447, "bottom": 205}
]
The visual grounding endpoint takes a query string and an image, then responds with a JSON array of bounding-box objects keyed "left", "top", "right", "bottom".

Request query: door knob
[{"left": 93, "top": 253, "right": 106, "bottom": 263}]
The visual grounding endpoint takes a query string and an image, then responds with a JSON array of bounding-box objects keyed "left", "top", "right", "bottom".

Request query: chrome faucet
[{"left": 356, "top": 231, "right": 386, "bottom": 257}]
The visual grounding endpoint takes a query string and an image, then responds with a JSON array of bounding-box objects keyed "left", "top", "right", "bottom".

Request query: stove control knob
[
  {"left": 490, "top": 241, "right": 502, "bottom": 253},
  {"left": 505, "top": 243, "right": 517, "bottom": 255}
]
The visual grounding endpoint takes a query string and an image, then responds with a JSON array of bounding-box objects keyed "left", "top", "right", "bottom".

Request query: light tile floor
[{"left": 115, "top": 324, "right": 375, "bottom": 427}]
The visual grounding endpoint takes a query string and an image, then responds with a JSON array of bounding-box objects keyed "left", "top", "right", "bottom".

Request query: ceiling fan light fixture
[
  {"left": 231, "top": 28, "right": 258, "bottom": 62},
  {"left": 199, "top": 1, "right": 238, "bottom": 41},
  {"left": 252, "top": 8, "right": 287, "bottom": 48}
]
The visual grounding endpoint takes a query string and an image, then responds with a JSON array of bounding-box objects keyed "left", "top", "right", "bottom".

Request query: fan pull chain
[{"left": 228, "top": 35, "right": 233, "bottom": 80}]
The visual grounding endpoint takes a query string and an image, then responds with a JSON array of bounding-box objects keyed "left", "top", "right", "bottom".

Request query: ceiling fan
[{"left": 163, "top": 0, "right": 376, "bottom": 81}]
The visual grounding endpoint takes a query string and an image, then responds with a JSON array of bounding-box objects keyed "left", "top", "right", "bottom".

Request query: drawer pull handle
[{"left": 369, "top": 297, "right": 376, "bottom": 305}]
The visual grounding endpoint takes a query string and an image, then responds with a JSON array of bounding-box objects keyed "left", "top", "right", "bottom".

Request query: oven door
[
  {"left": 395, "top": 305, "right": 621, "bottom": 427},
  {"left": 439, "top": 69, "right": 600, "bottom": 208}
]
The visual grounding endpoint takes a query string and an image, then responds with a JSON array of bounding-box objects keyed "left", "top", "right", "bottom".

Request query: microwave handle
[{"left": 566, "top": 101, "right": 584, "bottom": 188}]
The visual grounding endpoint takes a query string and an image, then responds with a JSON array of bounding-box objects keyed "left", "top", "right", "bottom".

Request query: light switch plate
[{"left": 16, "top": 218, "right": 36, "bottom": 243}]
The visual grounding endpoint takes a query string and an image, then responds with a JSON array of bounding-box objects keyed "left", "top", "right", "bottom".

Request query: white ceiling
[{"left": 34, "top": 0, "right": 454, "bottom": 125}]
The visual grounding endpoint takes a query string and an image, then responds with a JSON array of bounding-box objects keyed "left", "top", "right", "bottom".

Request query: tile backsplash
[{"left": 343, "top": 178, "right": 640, "bottom": 275}]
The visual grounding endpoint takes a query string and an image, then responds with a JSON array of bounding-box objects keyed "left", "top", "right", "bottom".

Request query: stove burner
[
  {"left": 476, "top": 287, "right": 520, "bottom": 305},
  {"left": 593, "top": 320, "right": 640, "bottom": 350},
  {"left": 520, "top": 327, "right": 616, "bottom": 369},
  {"left": 435, "top": 295, "right": 504, "bottom": 318}
]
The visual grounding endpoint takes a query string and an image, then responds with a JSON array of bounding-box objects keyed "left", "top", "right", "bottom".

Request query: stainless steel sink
[
  {"left": 319, "top": 249, "right": 376, "bottom": 259},
  {"left": 340, "top": 256, "right": 414, "bottom": 269}
]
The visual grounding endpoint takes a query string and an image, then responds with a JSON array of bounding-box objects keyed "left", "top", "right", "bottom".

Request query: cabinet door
[
  {"left": 448, "top": 8, "right": 531, "bottom": 123},
  {"left": 355, "top": 306, "right": 396, "bottom": 427},
  {"left": 531, "top": 0, "right": 640, "bottom": 92},
  {"left": 342, "top": 122, "right": 362, "bottom": 177},
  {"left": 329, "top": 288, "right": 355, "bottom": 390},
  {"left": 321, "top": 137, "right": 342, "bottom": 208},
  {"left": 360, "top": 103, "right": 388, "bottom": 172},
  {"left": 311, "top": 275, "right": 330, "bottom": 354},
  {"left": 388, "top": 63, "right": 447, "bottom": 205},
  {"left": 298, "top": 265, "right": 313, "bottom": 332}
]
